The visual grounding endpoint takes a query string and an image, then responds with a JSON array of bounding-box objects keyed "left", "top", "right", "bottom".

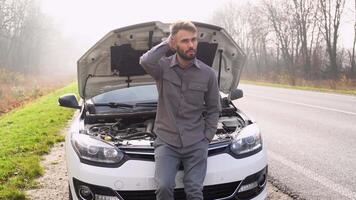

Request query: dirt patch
[{"left": 26, "top": 141, "right": 69, "bottom": 200}]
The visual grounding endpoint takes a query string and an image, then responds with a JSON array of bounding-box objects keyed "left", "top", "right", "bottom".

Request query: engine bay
[{"left": 83, "top": 115, "right": 246, "bottom": 147}]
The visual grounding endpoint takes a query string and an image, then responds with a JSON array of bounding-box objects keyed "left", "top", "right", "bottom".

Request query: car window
[{"left": 91, "top": 85, "right": 158, "bottom": 104}]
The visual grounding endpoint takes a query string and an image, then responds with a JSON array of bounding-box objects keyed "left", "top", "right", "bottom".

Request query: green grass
[
  {"left": 240, "top": 80, "right": 356, "bottom": 95},
  {"left": 0, "top": 82, "right": 78, "bottom": 200}
]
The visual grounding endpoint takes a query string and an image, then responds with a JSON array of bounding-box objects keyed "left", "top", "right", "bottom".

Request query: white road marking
[
  {"left": 268, "top": 150, "right": 356, "bottom": 200},
  {"left": 247, "top": 94, "right": 356, "bottom": 116}
]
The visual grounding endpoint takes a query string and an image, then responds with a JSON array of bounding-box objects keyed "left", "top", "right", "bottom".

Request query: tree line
[
  {"left": 211, "top": 0, "right": 356, "bottom": 86},
  {"left": 1, "top": 0, "right": 48, "bottom": 72},
  {"left": 0, "top": 0, "right": 77, "bottom": 75}
]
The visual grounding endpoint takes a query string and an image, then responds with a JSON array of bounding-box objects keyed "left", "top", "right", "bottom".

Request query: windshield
[{"left": 91, "top": 85, "right": 158, "bottom": 104}]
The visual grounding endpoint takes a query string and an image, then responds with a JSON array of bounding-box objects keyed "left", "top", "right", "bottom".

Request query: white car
[{"left": 59, "top": 21, "right": 267, "bottom": 200}]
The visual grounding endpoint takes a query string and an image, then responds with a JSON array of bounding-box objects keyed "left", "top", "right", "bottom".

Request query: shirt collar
[{"left": 170, "top": 54, "right": 201, "bottom": 69}]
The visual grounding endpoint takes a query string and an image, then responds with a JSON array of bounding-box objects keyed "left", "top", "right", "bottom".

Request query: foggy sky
[{"left": 39, "top": 0, "right": 355, "bottom": 75}]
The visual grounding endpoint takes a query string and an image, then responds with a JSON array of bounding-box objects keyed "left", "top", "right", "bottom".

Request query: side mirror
[
  {"left": 58, "top": 93, "right": 80, "bottom": 109},
  {"left": 230, "top": 88, "right": 243, "bottom": 100}
]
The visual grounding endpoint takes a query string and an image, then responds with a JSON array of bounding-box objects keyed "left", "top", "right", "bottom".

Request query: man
[{"left": 139, "top": 21, "right": 221, "bottom": 200}]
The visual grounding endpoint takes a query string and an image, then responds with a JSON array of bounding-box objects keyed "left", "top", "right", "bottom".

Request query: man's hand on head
[{"left": 168, "top": 35, "right": 176, "bottom": 52}]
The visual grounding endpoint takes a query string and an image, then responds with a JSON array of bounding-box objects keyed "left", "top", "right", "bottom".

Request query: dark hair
[{"left": 170, "top": 21, "right": 197, "bottom": 36}]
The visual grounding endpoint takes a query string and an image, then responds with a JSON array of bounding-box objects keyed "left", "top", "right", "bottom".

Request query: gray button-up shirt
[{"left": 139, "top": 40, "right": 221, "bottom": 147}]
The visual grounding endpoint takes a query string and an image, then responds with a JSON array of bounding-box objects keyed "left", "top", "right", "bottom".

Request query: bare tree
[
  {"left": 0, "top": 0, "right": 29, "bottom": 69},
  {"left": 0, "top": 0, "right": 54, "bottom": 72},
  {"left": 292, "top": 0, "right": 321, "bottom": 79},
  {"left": 349, "top": 0, "right": 356, "bottom": 79},
  {"left": 318, "top": 0, "right": 346, "bottom": 80},
  {"left": 265, "top": 0, "right": 301, "bottom": 85},
  {"left": 5, "top": 0, "right": 29, "bottom": 70},
  {"left": 246, "top": 4, "right": 271, "bottom": 78},
  {"left": 210, "top": 2, "right": 252, "bottom": 55},
  {"left": 210, "top": 0, "right": 352, "bottom": 86}
]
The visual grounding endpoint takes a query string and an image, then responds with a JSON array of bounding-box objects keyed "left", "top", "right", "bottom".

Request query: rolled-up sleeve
[
  {"left": 139, "top": 40, "right": 170, "bottom": 80},
  {"left": 204, "top": 70, "right": 221, "bottom": 141}
]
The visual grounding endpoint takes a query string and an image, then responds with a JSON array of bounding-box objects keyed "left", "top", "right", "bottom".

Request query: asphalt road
[{"left": 236, "top": 84, "right": 356, "bottom": 200}]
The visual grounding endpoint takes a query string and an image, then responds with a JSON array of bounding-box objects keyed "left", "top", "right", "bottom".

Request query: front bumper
[
  {"left": 71, "top": 167, "right": 267, "bottom": 200},
  {"left": 66, "top": 138, "right": 268, "bottom": 200}
]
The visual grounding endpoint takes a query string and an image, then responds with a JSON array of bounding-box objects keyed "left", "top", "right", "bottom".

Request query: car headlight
[
  {"left": 71, "top": 133, "right": 124, "bottom": 164},
  {"left": 230, "top": 123, "right": 262, "bottom": 156}
]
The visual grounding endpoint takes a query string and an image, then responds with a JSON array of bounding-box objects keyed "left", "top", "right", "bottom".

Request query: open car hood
[{"left": 78, "top": 21, "right": 246, "bottom": 99}]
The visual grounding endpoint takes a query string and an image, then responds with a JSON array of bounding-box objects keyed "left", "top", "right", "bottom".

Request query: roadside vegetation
[
  {"left": 0, "top": 83, "right": 77, "bottom": 200},
  {"left": 241, "top": 77, "right": 356, "bottom": 96},
  {"left": 0, "top": 68, "right": 74, "bottom": 115},
  {"left": 212, "top": 0, "right": 356, "bottom": 92}
]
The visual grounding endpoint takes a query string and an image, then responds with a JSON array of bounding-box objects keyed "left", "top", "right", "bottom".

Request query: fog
[
  {"left": 40, "top": 0, "right": 356, "bottom": 76},
  {"left": 1, "top": 0, "right": 354, "bottom": 79},
  {"left": 39, "top": 0, "right": 232, "bottom": 75}
]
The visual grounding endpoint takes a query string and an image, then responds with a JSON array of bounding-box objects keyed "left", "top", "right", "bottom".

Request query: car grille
[
  {"left": 124, "top": 144, "right": 229, "bottom": 162},
  {"left": 117, "top": 180, "right": 241, "bottom": 200}
]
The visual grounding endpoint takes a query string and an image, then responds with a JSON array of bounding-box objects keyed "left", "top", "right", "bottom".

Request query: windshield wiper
[
  {"left": 94, "top": 102, "right": 133, "bottom": 108},
  {"left": 94, "top": 102, "right": 157, "bottom": 108},
  {"left": 135, "top": 102, "right": 157, "bottom": 107}
]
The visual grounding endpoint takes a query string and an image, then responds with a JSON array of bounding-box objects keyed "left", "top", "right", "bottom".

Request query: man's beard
[{"left": 176, "top": 46, "right": 196, "bottom": 61}]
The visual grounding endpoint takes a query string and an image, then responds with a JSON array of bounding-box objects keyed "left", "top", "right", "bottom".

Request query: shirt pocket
[
  {"left": 162, "top": 72, "right": 181, "bottom": 99},
  {"left": 185, "top": 81, "right": 208, "bottom": 106}
]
